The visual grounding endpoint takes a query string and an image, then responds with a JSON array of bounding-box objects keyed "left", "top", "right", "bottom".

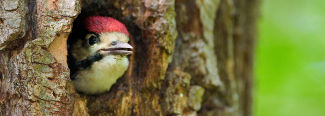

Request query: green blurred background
[{"left": 255, "top": 0, "right": 325, "bottom": 116}]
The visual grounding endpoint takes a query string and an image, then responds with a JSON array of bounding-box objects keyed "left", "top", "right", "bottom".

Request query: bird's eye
[
  {"left": 86, "top": 34, "right": 98, "bottom": 46},
  {"left": 88, "top": 36, "right": 97, "bottom": 45}
]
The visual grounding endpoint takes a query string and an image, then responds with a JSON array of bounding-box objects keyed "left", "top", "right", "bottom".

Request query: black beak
[{"left": 100, "top": 42, "right": 133, "bottom": 55}]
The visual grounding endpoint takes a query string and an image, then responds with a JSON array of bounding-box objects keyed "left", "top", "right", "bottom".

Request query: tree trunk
[{"left": 0, "top": 0, "right": 259, "bottom": 115}]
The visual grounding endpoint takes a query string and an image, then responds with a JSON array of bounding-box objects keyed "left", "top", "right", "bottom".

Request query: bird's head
[
  {"left": 69, "top": 16, "right": 132, "bottom": 61},
  {"left": 67, "top": 16, "right": 133, "bottom": 94}
]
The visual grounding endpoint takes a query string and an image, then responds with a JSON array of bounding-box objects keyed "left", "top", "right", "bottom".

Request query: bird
[{"left": 67, "top": 16, "right": 132, "bottom": 94}]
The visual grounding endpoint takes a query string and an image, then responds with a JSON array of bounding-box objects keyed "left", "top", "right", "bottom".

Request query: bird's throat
[{"left": 72, "top": 56, "right": 129, "bottom": 94}]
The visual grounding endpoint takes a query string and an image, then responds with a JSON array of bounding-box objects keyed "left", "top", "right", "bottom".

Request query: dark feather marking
[
  {"left": 96, "top": 19, "right": 104, "bottom": 31},
  {"left": 69, "top": 52, "right": 104, "bottom": 80}
]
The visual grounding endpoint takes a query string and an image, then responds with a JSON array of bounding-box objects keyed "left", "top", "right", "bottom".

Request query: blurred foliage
[{"left": 255, "top": 0, "right": 325, "bottom": 116}]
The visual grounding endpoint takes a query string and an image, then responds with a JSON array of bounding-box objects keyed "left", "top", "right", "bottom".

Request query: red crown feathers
[{"left": 84, "top": 16, "right": 129, "bottom": 36}]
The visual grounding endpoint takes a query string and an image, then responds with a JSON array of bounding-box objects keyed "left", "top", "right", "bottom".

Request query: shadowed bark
[{"left": 0, "top": 0, "right": 259, "bottom": 115}]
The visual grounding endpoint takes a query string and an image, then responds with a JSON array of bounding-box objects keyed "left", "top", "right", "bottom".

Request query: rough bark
[
  {"left": 0, "top": 0, "right": 259, "bottom": 115},
  {"left": 0, "top": 0, "right": 83, "bottom": 115}
]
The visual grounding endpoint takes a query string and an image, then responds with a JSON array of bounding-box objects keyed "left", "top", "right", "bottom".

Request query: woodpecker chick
[{"left": 68, "top": 16, "right": 132, "bottom": 94}]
